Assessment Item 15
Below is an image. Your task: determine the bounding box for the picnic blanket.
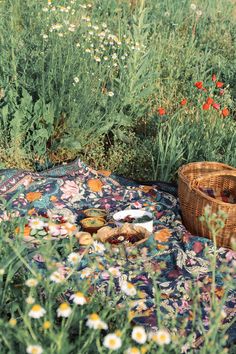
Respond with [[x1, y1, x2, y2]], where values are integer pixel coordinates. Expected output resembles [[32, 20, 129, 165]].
[[0, 158, 235, 348]]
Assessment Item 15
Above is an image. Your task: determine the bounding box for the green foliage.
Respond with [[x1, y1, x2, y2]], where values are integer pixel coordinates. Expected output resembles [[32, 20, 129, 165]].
[[0, 0, 235, 178]]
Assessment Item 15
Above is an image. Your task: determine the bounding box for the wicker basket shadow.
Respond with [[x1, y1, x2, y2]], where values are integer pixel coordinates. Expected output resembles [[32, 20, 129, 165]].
[[178, 162, 236, 248]]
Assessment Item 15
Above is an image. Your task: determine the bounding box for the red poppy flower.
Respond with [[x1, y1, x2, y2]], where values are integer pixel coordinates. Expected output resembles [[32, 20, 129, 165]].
[[158, 107, 166, 115], [219, 89, 224, 96], [195, 81, 203, 89], [212, 74, 217, 82], [202, 103, 210, 110], [212, 103, 220, 110], [180, 99, 187, 106], [216, 81, 224, 88], [206, 97, 214, 105], [222, 108, 229, 117]]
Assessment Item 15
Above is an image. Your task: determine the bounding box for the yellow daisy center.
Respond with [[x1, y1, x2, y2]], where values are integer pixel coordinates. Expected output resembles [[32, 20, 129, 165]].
[[90, 313, 99, 321], [75, 292, 84, 298], [59, 303, 69, 310], [127, 283, 134, 289], [108, 338, 117, 348], [31, 304, 41, 312], [159, 334, 167, 342]]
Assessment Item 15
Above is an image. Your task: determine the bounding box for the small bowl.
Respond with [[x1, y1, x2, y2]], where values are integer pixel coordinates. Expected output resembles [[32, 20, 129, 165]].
[[113, 209, 153, 232], [83, 208, 107, 219], [80, 217, 106, 234]]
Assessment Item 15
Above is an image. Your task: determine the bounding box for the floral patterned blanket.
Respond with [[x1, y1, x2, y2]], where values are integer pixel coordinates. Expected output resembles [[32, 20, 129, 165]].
[[0, 159, 235, 348]]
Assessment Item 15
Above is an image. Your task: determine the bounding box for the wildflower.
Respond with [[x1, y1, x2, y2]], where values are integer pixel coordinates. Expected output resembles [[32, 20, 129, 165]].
[[206, 97, 214, 105], [9, 318, 17, 326], [80, 267, 93, 279], [219, 89, 224, 95], [49, 271, 65, 283], [194, 81, 203, 89], [190, 4, 197, 11], [73, 77, 79, 84], [42, 7, 48, 12], [86, 313, 108, 330], [57, 303, 72, 318], [92, 241, 106, 254], [70, 291, 87, 305], [131, 326, 147, 344], [222, 108, 229, 117], [108, 267, 121, 278], [42, 320, 51, 330], [26, 345, 43, 354], [202, 103, 210, 110], [112, 53, 117, 59], [94, 56, 101, 62], [42, 34, 48, 39], [212, 74, 217, 82], [104, 56, 108, 61], [29, 218, 45, 230], [0, 268, 5, 275], [67, 252, 80, 265], [216, 81, 224, 88], [107, 91, 114, 97], [213, 103, 220, 110], [180, 99, 187, 106], [25, 278, 38, 287], [125, 347, 141, 354], [26, 296, 35, 305], [151, 329, 171, 345], [158, 107, 166, 115], [121, 281, 137, 296], [103, 333, 122, 350], [196, 10, 202, 16], [29, 304, 46, 319]]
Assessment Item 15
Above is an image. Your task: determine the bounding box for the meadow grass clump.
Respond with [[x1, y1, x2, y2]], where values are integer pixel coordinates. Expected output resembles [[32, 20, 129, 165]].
[[0, 0, 236, 180]]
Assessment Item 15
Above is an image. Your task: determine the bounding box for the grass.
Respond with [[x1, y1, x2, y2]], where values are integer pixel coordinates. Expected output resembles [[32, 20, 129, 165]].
[[0, 0, 235, 181]]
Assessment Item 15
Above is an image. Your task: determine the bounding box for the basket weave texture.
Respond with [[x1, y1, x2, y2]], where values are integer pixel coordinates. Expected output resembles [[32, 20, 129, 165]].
[[178, 162, 236, 248]]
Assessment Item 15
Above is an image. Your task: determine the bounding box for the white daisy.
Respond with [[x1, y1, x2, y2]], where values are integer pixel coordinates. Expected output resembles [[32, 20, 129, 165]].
[[70, 291, 87, 305], [26, 296, 35, 305], [80, 267, 93, 279], [57, 303, 72, 318], [29, 304, 46, 319], [25, 278, 38, 287], [103, 333, 122, 350], [120, 281, 137, 296], [108, 267, 121, 278], [92, 241, 106, 254], [49, 271, 65, 283], [131, 326, 147, 344], [73, 77, 79, 83], [190, 3, 197, 11], [107, 91, 114, 97], [86, 313, 108, 330], [67, 252, 81, 265], [151, 329, 171, 345], [29, 219, 45, 230], [26, 345, 43, 354], [0, 268, 5, 275]]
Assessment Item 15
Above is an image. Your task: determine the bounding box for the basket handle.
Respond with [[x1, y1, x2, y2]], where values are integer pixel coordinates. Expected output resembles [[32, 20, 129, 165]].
[[190, 169, 236, 189]]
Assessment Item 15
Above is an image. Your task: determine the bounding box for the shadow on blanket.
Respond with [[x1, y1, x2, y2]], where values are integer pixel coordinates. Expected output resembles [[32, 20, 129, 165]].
[[0, 158, 235, 348]]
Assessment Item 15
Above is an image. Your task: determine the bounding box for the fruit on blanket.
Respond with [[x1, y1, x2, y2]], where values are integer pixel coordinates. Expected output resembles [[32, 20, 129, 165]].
[[80, 217, 106, 234], [83, 208, 107, 218], [75, 231, 93, 245], [97, 226, 114, 242]]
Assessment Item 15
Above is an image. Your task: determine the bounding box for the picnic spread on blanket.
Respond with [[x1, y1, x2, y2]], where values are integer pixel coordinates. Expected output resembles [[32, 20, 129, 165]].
[[0, 158, 235, 347]]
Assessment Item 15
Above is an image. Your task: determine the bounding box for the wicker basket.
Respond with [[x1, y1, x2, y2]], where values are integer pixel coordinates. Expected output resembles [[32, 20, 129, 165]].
[[178, 162, 236, 248]]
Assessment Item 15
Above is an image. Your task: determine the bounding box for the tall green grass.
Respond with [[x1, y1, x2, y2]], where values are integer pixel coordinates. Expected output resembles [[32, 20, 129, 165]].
[[0, 0, 235, 180]]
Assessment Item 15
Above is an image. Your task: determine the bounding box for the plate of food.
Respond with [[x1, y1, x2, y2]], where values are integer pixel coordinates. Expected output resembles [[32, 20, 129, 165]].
[[112, 209, 153, 232]]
